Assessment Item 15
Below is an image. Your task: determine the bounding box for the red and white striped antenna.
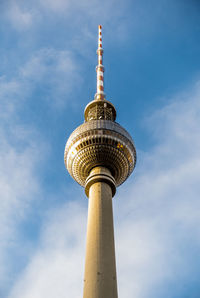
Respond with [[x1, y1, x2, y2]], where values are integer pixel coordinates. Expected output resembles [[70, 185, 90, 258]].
[[95, 25, 105, 100]]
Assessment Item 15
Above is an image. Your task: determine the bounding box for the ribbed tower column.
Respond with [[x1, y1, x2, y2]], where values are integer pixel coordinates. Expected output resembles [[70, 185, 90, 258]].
[[83, 167, 118, 298]]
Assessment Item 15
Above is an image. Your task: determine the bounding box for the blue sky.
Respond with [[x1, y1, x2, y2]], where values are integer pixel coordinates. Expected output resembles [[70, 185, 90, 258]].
[[1, 0, 200, 297]]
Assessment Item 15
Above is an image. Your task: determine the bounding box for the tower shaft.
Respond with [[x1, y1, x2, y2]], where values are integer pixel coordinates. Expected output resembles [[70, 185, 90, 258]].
[[83, 167, 118, 298]]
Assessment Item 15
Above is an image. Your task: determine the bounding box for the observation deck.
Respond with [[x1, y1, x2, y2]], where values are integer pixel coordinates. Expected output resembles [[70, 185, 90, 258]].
[[64, 118, 136, 188]]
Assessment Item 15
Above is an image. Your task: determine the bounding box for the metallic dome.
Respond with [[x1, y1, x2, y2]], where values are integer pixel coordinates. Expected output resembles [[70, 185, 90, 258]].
[[64, 119, 136, 187]]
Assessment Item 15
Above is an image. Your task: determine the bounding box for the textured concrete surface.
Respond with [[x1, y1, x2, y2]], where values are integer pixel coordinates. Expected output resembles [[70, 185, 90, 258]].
[[83, 167, 118, 298]]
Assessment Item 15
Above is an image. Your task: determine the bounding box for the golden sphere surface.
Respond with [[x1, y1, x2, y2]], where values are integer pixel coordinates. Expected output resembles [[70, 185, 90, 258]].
[[64, 119, 136, 187]]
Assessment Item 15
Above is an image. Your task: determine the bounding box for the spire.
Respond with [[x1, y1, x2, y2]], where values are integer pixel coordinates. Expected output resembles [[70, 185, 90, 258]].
[[95, 25, 105, 100], [84, 26, 117, 122]]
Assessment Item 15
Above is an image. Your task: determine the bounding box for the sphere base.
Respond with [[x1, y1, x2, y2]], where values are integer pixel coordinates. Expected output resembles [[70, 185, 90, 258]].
[[85, 167, 116, 198]]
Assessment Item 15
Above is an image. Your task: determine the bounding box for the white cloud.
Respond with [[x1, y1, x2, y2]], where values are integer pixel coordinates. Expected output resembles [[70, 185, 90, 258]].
[[0, 77, 23, 119], [39, 0, 70, 12], [7, 80, 200, 298], [0, 48, 80, 114], [6, 1, 35, 30], [0, 47, 81, 279], [38, 0, 124, 17], [0, 43, 80, 295], [8, 202, 87, 298], [0, 47, 81, 294], [20, 49, 81, 107], [0, 46, 80, 233], [115, 81, 200, 298], [0, 72, 45, 293], [0, 126, 43, 292], [36, 0, 134, 46]]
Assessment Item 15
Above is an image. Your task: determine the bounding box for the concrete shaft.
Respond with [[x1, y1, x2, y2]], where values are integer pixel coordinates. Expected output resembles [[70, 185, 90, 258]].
[[83, 167, 118, 298]]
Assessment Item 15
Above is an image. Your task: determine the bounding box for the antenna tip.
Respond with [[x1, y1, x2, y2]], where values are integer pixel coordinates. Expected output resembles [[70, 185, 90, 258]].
[[98, 25, 102, 29]]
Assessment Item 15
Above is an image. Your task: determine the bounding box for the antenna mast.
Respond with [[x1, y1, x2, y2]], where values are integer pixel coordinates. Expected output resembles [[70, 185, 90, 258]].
[[95, 25, 105, 100]]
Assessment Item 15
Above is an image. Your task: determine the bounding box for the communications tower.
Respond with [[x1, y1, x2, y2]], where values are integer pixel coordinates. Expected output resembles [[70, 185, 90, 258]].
[[64, 25, 136, 298]]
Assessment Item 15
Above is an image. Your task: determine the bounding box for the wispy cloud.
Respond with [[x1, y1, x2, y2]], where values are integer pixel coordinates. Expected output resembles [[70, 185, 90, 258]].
[[0, 48, 80, 113], [5, 1, 36, 31], [20, 49, 81, 107], [0, 43, 82, 294], [0, 62, 42, 294], [3, 0, 134, 46], [8, 201, 87, 298], [0, 114, 43, 294], [115, 80, 200, 298]]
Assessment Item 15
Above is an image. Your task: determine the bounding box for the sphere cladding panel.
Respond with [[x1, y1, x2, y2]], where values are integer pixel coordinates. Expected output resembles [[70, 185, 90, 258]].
[[64, 120, 136, 187]]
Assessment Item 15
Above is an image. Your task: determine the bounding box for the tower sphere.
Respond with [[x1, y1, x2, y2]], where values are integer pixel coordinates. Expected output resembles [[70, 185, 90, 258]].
[[64, 117, 136, 189]]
